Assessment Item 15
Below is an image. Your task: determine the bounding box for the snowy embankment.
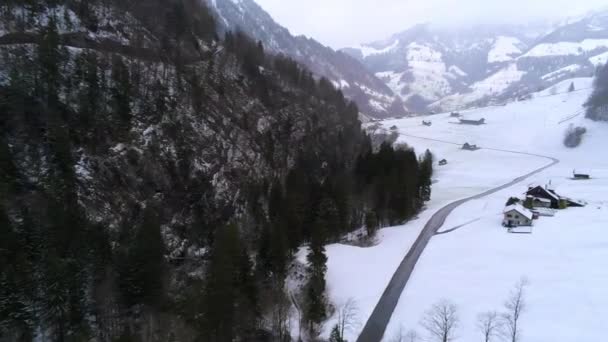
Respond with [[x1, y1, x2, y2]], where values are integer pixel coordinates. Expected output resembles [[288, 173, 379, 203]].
[[319, 77, 607, 341]]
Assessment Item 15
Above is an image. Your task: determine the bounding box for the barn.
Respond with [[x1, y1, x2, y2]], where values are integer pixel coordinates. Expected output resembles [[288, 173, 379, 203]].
[[525, 185, 561, 209], [526, 196, 552, 208]]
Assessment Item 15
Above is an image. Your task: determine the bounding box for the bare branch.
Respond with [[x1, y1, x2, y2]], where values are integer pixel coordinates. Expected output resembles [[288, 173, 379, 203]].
[[337, 297, 360, 338], [501, 278, 529, 342], [421, 299, 459, 342], [477, 311, 501, 342]]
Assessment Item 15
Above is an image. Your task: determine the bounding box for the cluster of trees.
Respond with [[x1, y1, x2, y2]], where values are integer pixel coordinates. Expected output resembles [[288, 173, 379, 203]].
[[586, 62, 608, 121], [356, 144, 433, 229], [0, 0, 434, 341], [563, 125, 587, 148], [389, 279, 529, 342]]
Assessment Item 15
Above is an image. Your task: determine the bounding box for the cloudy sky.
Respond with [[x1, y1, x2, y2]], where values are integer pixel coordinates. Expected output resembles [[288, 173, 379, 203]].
[[254, 0, 607, 48]]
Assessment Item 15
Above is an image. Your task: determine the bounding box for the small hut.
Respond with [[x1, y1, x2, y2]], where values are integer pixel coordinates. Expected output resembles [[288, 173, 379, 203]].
[[462, 143, 480, 151], [572, 170, 590, 180], [460, 118, 486, 125]]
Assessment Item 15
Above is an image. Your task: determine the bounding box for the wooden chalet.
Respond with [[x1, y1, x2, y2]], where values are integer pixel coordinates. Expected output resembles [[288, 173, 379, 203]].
[[526, 196, 552, 208], [525, 185, 561, 209], [503, 204, 534, 228]]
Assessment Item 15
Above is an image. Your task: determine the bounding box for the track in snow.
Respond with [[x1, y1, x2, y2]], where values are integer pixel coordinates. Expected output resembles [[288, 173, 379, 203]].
[[356, 134, 559, 342]]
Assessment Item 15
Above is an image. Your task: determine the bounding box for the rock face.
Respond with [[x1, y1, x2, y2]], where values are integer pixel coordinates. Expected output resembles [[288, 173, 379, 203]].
[[207, 0, 408, 118], [344, 11, 608, 113]]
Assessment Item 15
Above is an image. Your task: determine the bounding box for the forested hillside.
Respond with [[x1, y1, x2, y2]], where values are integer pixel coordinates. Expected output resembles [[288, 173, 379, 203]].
[[586, 63, 608, 121], [0, 1, 431, 341]]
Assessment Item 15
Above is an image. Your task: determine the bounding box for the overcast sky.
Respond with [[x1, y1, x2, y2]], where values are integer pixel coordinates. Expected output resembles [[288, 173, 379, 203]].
[[254, 0, 608, 48]]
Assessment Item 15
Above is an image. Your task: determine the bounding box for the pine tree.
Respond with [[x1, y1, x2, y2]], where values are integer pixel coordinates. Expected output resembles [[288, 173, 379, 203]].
[[118, 206, 165, 308], [0, 138, 17, 195], [0, 205, 31, 337], [202, 223, 258, 341], [419, 149, 434, 202], [77, 52, 102, 145], [568, 82, 575, 92], [110, 55, 132, 134], [305, 215, 328, 332], [36, 15, 62, 108], [365, 211, 379, 238]]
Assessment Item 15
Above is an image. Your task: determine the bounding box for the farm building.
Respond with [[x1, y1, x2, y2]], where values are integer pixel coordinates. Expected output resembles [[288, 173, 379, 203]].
[[526, 196, 552, 208], [450, 112, 461, 117], [525, 184, 586, 209], [525, 185, 561, 209], [561, 197, 586, 207], [573, 170, 590, 180], [460, 118, 485, 125], [503, 204, 534, 228]]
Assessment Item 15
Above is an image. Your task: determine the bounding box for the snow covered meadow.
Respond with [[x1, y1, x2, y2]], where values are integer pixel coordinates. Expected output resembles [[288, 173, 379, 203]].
[[321, 77, 608, 341]]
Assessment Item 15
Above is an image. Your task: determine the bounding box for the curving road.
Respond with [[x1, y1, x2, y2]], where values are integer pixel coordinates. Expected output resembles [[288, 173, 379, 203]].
[[356, 137, 559, 342]]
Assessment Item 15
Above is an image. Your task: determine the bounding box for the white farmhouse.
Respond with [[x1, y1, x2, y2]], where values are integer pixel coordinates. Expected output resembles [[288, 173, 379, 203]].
[[503, 204, 534, 228]]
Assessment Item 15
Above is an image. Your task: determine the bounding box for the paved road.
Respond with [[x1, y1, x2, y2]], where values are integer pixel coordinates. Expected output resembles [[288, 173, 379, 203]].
[[356, 139, 559, 342]]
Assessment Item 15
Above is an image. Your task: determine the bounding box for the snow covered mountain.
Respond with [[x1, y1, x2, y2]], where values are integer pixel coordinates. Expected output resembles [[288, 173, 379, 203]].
[[344, 11, 608, 113], [207, 0, 407, 118]]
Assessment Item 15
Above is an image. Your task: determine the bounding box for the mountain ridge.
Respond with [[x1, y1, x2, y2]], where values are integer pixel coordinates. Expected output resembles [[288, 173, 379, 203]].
[[343, 12, 608, 113], [207, 0, 408, 118]]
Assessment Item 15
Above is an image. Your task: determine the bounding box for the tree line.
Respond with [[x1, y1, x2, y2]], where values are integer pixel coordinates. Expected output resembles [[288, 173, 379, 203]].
[[585, 62, 608, 121]]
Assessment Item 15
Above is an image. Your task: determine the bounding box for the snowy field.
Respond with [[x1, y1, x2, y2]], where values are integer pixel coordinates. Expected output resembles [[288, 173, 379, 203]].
[[321, 77, 608, 341]]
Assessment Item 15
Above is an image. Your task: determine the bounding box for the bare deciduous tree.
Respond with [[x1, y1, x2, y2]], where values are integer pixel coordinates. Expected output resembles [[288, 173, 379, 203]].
[[336, 297, 360, 339], [421, 300, 459, 342], [477, 311, 501, 342], [390, 326, 419, 342], [405, 329, 419, 342], [501, 278, 529, 342]]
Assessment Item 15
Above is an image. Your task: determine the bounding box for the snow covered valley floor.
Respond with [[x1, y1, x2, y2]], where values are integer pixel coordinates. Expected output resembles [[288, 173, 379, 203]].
[[320, 78, 608, 341]]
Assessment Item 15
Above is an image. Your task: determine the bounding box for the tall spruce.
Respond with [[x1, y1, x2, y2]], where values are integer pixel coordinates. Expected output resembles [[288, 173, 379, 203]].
[[305, 208, 329, 332], [202, 224, 257, 341], [118, 206, 165, 308]]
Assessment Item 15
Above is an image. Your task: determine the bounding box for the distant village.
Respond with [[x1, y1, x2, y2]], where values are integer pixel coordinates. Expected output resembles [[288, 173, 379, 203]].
[[502, 175, 589, 233]]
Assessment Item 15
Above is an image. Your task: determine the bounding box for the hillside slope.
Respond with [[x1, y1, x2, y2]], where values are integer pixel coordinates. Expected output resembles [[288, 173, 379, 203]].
[[208, 0, 408, 118]]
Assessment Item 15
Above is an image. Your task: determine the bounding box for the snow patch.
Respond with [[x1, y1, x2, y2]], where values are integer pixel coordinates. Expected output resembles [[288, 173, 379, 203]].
[[589, 51, 608, 67], [488, 36, 524, 63], [357, 39, 400, 58], [523, 39, 608, 57], [541, 64, 582, 81]]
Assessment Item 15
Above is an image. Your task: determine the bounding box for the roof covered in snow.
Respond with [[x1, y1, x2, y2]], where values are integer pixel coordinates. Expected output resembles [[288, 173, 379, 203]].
[[504, 204, 534, 220], [526, 185, 560, 201]]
